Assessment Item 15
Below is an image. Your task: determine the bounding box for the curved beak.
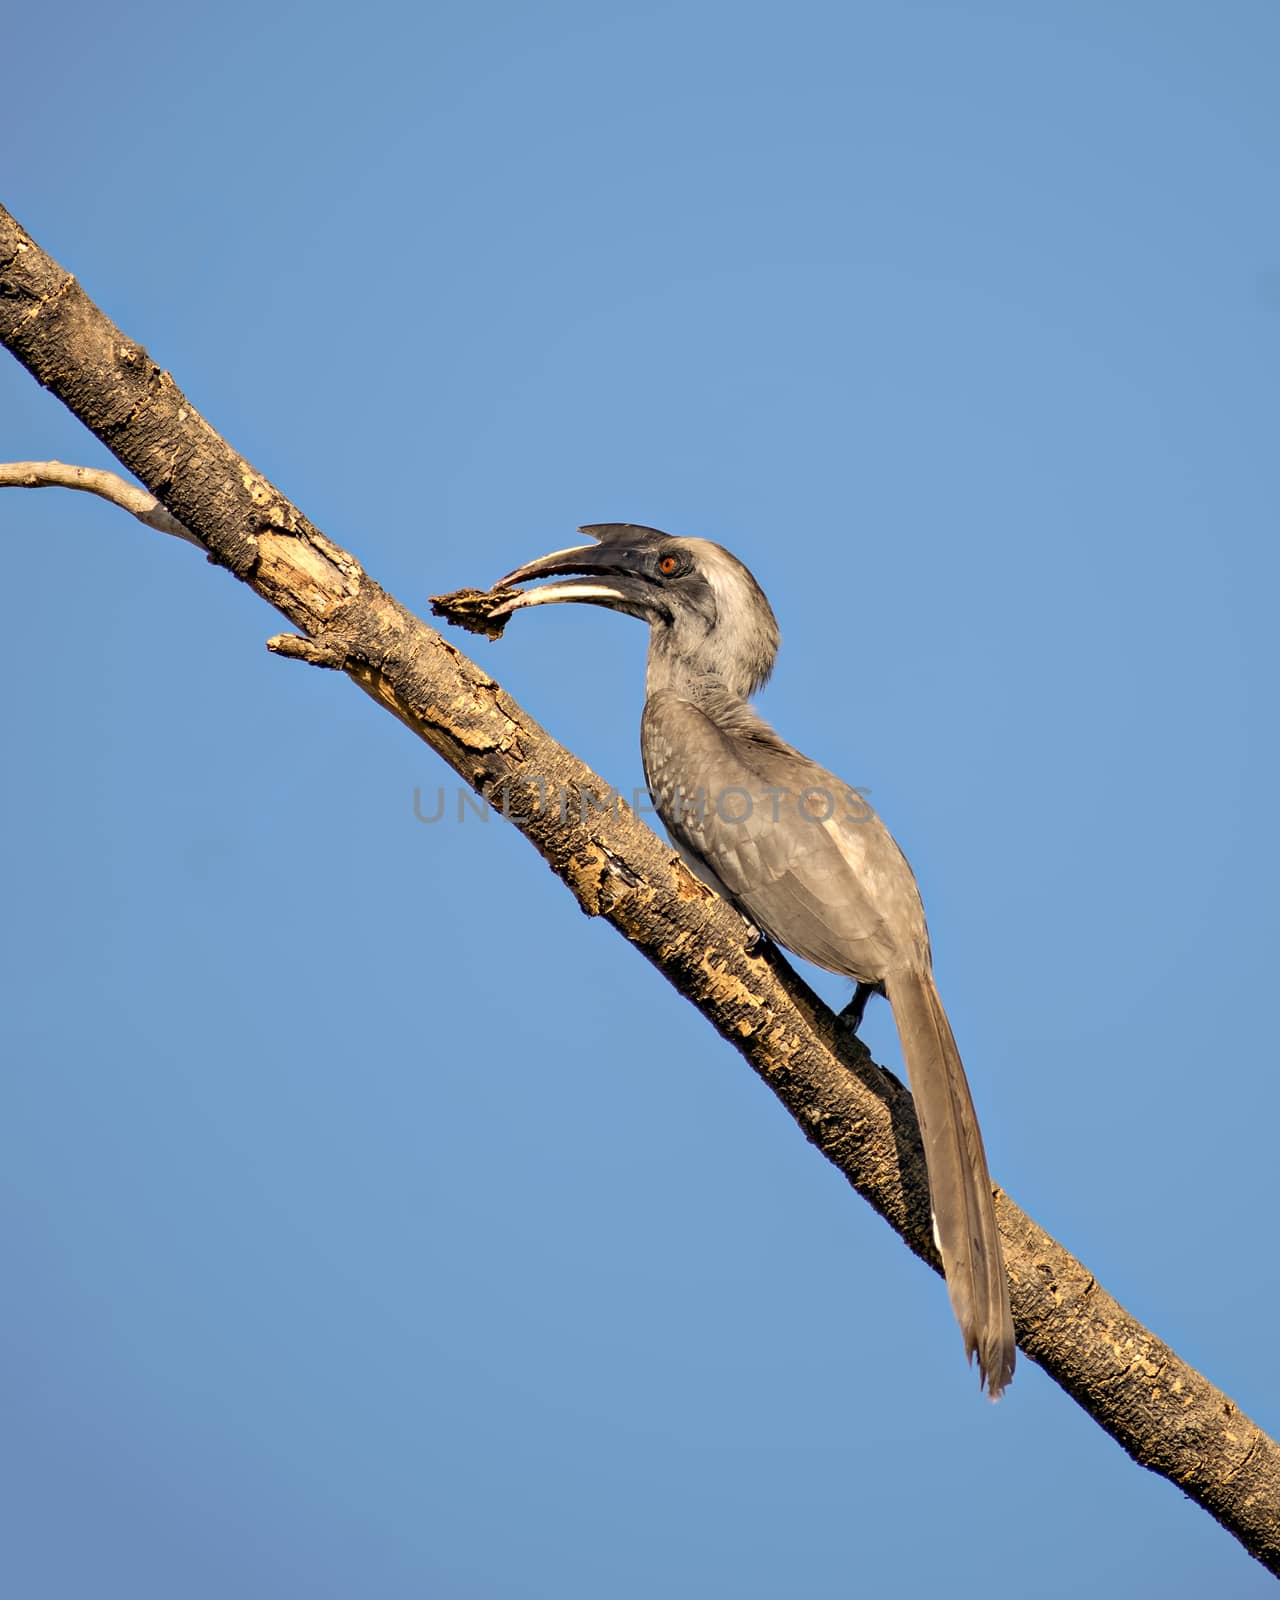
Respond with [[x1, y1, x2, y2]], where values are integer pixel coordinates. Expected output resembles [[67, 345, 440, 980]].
[[491, 533, 653, 620]]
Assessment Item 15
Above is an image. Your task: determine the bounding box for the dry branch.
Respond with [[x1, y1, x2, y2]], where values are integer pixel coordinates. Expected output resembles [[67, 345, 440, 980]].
[[2, 202, 1277, 1577], [0, 458, 201, 545]]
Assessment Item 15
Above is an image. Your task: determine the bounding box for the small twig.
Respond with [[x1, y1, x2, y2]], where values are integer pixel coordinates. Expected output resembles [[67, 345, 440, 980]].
[[266, 632, 350, 669], [0, 460, 204, 549]]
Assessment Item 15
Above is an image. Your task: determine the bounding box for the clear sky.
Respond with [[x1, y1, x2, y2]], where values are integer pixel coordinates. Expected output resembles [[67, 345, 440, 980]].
[[2, 2, 1277, 1595]]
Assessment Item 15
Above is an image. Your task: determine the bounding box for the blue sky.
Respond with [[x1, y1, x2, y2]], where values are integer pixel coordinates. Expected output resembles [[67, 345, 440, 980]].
[[2, 2, 1277, 1595]]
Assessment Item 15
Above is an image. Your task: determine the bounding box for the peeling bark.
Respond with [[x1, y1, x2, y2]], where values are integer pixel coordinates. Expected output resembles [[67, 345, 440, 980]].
[[2, 202, 1277, 1577]]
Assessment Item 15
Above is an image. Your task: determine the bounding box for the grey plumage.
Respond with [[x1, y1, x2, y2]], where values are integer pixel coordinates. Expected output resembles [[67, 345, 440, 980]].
[[494, 524, 1016, 1398]]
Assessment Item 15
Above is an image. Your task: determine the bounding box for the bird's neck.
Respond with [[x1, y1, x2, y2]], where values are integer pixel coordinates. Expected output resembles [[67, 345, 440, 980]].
[[644, 641, 795, 762], [645, 649, 738, 710], [645, 632, 757, 706]]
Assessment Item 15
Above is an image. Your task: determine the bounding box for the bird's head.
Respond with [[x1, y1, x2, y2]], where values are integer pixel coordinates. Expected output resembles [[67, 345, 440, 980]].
[[493, 524, 780, 699]]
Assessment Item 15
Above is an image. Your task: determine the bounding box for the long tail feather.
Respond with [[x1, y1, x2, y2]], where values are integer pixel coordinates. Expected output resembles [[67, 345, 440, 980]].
[[886, 968, 1016, 1397]]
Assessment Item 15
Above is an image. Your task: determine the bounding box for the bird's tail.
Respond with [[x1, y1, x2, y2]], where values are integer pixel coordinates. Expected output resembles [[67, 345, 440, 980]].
[[885, 968, 1016, 1398]]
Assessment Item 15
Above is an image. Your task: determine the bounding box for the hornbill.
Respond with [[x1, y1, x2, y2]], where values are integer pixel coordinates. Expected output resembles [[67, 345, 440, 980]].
[[493, 523, 1016, 1397]]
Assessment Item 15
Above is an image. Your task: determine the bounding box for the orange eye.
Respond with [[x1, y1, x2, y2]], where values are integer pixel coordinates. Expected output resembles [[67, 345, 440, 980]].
[[659, 555, 679, 575]]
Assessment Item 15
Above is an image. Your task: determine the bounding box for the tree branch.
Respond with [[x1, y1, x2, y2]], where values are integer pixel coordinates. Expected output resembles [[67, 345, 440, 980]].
[[0, 459, 203, 546], [2, 201, 1277, 1577]]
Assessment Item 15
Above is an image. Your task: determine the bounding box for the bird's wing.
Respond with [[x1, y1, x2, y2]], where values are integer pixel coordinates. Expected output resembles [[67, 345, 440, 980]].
[[641, 694, 930, 981]]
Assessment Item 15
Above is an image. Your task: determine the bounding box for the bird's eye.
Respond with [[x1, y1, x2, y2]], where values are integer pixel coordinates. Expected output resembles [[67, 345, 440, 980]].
[[659, 555, 679, 576]]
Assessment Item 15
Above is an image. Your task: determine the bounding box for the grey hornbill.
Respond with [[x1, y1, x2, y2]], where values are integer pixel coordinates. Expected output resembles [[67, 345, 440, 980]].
[[493, 524, 1016, 1397]]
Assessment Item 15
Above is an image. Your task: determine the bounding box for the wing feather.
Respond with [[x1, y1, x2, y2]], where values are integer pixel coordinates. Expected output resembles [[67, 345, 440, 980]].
[[641, 692, 930, 980]]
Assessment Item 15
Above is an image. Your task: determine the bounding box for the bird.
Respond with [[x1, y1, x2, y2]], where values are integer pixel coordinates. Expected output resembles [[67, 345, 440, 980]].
[[492, 523, 1016, 1397]]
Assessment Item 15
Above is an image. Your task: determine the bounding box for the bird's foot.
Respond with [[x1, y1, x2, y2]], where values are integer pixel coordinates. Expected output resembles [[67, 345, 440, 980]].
[[838, 981, 885, 1036], [742, 917, 770, 953]]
